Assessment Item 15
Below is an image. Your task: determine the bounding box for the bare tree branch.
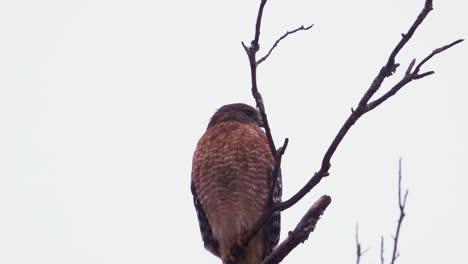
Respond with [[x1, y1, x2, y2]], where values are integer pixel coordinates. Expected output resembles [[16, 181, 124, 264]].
[[380, 236, 385, 264], [355, 223, 370, 264], [355, 224, 363, 264], [248, 0, 462, 237], [233, 1, 297, 256], [414, 39, 464, 73], [357, 160, 408, 264], [366, 38, 464, 112], [260, 195, 332, 264], [390, 159, 409, 264], [235, 0, 462, 261], [242, 0, 278, 160], [257, 24, 314, 65], [236, 0, 300, 253]]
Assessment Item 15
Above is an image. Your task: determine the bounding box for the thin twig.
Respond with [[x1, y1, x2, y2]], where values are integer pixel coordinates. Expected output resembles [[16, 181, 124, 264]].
[[261, 195, 332, 264], [414, 39, 464, 74], [355, 224, 369, 264], [356, 224, 363, 264], [366, 38, 464, 112], [252, 0, 268, 50], [242, 0, 277, 160], [390, 159, 408, 264], [257, 24, 314, 65], [380, 236, 385, 264], [356, 0, 434, 112]]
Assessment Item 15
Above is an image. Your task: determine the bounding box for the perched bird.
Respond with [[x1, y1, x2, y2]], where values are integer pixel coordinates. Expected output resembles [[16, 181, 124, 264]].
[[191, 103, 282, 264]]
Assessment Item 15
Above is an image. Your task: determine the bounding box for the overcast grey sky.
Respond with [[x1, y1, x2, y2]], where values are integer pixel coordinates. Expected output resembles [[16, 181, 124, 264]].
[[0, 0, 467, 263]]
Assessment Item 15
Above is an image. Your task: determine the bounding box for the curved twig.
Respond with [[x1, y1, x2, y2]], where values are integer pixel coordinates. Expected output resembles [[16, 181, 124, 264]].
[[257, 24, 314, 65]]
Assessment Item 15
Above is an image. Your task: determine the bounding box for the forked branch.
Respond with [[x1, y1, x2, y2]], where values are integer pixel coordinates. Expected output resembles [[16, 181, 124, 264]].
[[390, 158, 409, 264], [366, 38, 464, 112], [235, 0, 462, 262], [355, 224, 369, 264], [355, 159, 409, 264]]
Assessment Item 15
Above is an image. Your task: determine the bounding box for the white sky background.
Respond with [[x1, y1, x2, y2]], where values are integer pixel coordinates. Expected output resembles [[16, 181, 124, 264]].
[[0, 0, 467, 263]]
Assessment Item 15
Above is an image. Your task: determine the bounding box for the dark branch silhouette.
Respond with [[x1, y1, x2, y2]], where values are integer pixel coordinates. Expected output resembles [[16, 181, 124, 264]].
[[380, 236, 385, 264], [366, 39, 464, 112], [231, 0, 463, 262], [261, 195, 331, 264], [241, 0, 277, 159], [355, 224, 369, 264], [355, 159, 409, 264], [257, 24, 314, 65], [390, 158, 409, 264]]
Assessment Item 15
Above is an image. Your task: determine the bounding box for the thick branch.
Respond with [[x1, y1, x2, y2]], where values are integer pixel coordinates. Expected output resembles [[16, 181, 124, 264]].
[[261, 195, 332, 264]]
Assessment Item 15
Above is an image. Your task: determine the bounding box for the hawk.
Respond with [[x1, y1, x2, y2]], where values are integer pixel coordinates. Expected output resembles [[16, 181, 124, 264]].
[[191, 103, 282, 264]]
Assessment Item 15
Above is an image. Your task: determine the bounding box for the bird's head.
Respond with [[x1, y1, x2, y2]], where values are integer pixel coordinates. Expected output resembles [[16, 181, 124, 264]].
[[207, 103, 264, 129]]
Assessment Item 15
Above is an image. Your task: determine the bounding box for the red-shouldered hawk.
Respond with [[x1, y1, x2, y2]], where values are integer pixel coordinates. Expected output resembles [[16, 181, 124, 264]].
[[191, 103, 282, 264]]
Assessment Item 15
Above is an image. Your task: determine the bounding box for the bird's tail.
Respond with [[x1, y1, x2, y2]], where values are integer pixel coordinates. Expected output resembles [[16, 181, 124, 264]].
[[222, 231, 265, 264]]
